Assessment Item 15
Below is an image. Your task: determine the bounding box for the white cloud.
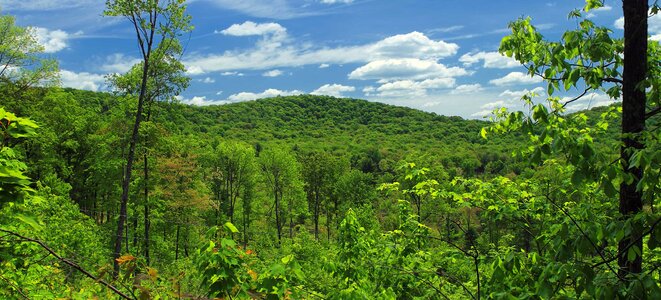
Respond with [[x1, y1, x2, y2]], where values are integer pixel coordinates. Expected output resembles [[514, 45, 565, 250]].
[[471, 87, 545, 117], [184, 31, 459, 75], [218, 21, 288, 50], [489, 71, 542, 86], [319, 64, 330, 68], [32, 27, 70, 53], [101, 53, 142, 74], [186, 66, 205, 75], [564, 92, 619, 112], [451, 84, 483, 95], [615, 11, 661, 36], [372, 77, 456, 98], [429, 25, 464, 34], [220, 71, 244, 76], [262, 69, 284, 77], [60, 70, 106, 91], [348, 58, 467, 81], [219, 21, 287, 37], [311, 84, 355, 97], [227, 88, 303, 102], [177, 95, 230, 106], [199, 77, 216, 83], [459, 51, 520, 69], [320, 0, 353, 4], [499, 87, 545, 99]]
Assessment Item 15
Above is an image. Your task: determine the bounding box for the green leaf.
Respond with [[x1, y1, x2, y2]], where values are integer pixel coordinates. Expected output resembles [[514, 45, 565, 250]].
[[15, 214, 41, 230], [224, 222, 239, 233]]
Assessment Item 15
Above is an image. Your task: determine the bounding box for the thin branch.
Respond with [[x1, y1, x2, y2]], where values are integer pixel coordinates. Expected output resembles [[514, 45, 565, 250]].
[[0, 273, 30, 299], [646, 106, 661, 119], [592, 217, 661, 269], [0, 229, 133, 300], [561, 88, 592, 109], [542, 194, 625, 281]]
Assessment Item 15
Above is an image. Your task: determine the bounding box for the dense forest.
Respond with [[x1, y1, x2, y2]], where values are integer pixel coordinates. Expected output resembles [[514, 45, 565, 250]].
[[1, 0, 660, 299]]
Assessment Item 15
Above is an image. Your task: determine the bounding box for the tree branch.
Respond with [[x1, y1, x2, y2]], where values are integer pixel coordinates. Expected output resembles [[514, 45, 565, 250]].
[[0, 229, 133, 300]]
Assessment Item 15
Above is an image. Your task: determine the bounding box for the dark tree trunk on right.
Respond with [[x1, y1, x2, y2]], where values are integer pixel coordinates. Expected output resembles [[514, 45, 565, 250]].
[[619, 0, 647, 277]]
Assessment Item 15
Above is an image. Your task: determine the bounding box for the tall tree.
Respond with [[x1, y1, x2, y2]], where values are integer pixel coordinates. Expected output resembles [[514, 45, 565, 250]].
[[259, 147, 302, 245], [108, 39, 189, 266], [104, 0, 191, 275], [301, 151, 336, 240], [206, 141, 258, 224], [618, 0, 647, 276], [494, 0, 660, 286]]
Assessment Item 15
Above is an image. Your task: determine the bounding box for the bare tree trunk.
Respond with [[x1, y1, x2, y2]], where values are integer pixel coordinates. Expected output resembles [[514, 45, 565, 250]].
[[175, 224, 180, 260], [113, 6, 157, 276], [618, 0, 647, 277], [143, 153, 150, 266]]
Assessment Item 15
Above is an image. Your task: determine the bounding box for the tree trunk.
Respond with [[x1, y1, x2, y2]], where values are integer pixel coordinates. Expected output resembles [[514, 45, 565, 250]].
[[314, 192, 320, 240], [275, 188, 282, 245], [618, 0, 647, 277], [113, 9, 156, 276], [143, 153, 150, 266], [175, 224, 180, 260]]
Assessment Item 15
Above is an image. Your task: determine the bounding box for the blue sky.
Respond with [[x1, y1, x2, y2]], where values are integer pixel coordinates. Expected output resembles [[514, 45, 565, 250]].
[[3, 0, 655, 118]]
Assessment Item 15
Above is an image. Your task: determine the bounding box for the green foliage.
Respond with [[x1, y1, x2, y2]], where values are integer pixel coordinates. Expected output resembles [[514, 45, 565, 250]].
[[0, 108, 37, 205]]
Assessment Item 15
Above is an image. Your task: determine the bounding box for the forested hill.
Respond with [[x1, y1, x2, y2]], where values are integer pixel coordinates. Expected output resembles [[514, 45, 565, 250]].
[[33, 88, 522, 176]]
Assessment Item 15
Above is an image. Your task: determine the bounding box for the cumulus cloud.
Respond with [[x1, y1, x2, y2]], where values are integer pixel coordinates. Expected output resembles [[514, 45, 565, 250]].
[[199, 77, 216, 83], [177, 95, 230, 106], [319, 64, 330, 68], [311, 84, 355, 97], [451, 84, 483, 94], [371, 77, 456, 98], [615, 11, 661, 37], [348, 58, 467, 81], [564, 92, 619, 112], [218, 21, 288, 50], [219, 21, 287, 37], [459, 51, 520, 69], [184, 31, 459, 75], [227, 88, 303, 102], [60, 70, 106, 91], [499, 87, 545, 99], [471, 87, 545, 117], [32, 27, 70, 53], [221, 71, 244, 76], [489, 71, 542, 86], [101, 53, 142, 74], [262, 69, 284, 77]]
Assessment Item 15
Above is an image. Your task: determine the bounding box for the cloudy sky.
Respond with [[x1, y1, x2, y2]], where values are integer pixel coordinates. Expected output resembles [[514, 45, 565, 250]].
[[2, 0, 654, 118]]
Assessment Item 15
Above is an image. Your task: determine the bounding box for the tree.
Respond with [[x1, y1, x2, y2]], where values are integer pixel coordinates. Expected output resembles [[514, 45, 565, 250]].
[[489, 0, 660, 293], [301, 151, 337, 240], [104, 0, 192, 275], [259, 147, 303, 244], [108, 39, 189, 266], [0, 13, 58, 96], [206, 141, 258, 225]]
